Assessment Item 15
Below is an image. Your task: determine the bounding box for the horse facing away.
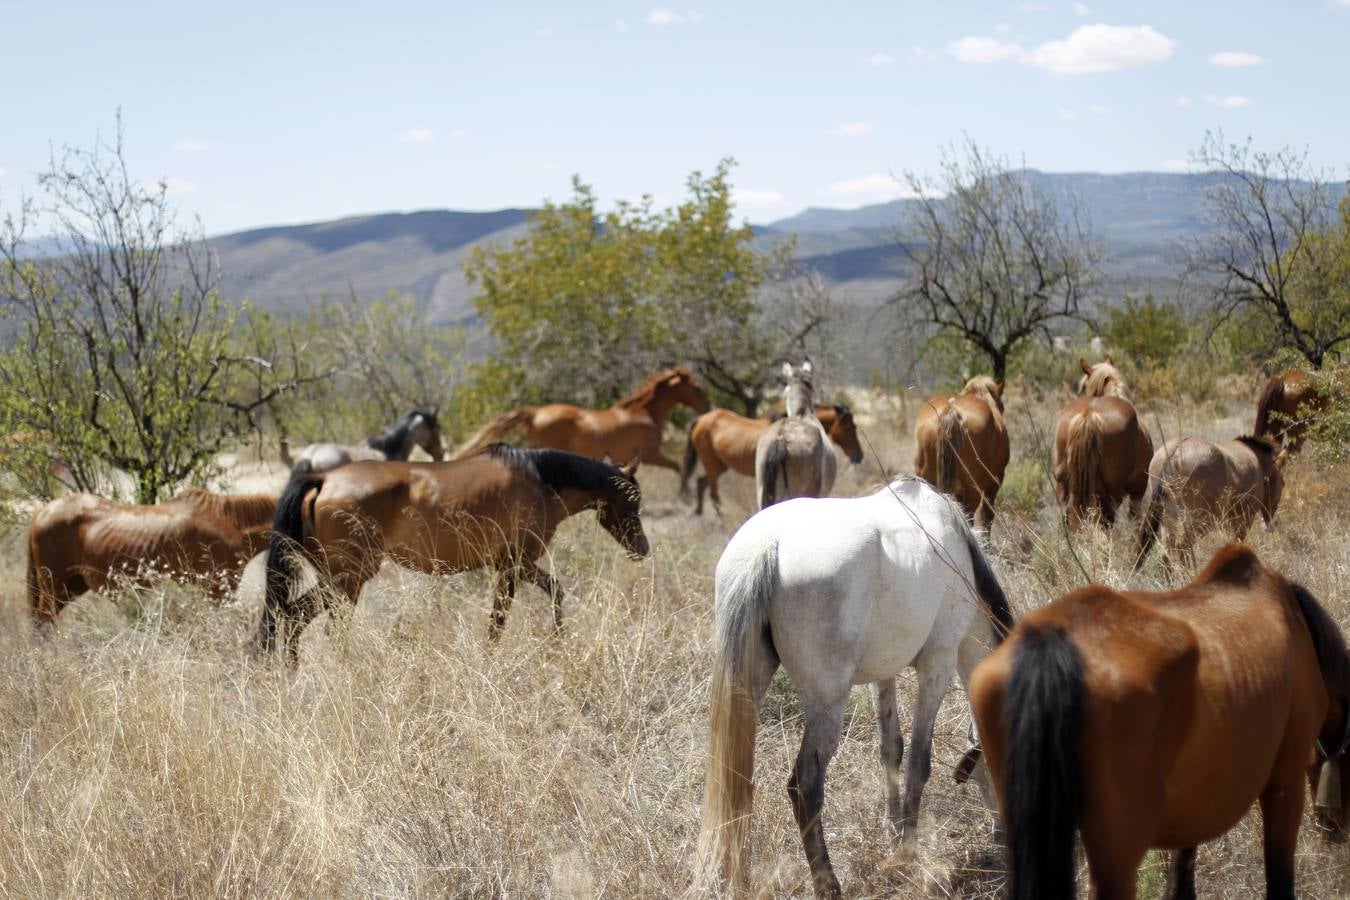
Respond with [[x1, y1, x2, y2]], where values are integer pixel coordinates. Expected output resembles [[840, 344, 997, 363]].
[[453, 366, 711, 471], [1053, 358, 1153, 528], [754, 361, 837, 509], [253, 445, 650, 660], [679, 403, 863, 516], [290, 409, 445, 473], [1136, 435, 1288, 574], [1254, 369, 1328, 452], [695, 477, 1015, 898], [914, 375, 1010, 529], [27, 488, 277, 623], [970, 544, 1350, 900]]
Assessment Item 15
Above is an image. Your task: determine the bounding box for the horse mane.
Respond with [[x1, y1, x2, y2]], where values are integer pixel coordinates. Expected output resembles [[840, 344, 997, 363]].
[[1290, 582, 1350, 701], [1234, 434, 1279, 456], [832, 403, 852, 419], [1253, 376, 1285, 438], [172, 488, 277, 530], [1082, 364, 1129, 400], [614, 367, 691, 410], [962, 375, 1003, 410], [487, 443, 634, 499], [367, 409, 440, 455]]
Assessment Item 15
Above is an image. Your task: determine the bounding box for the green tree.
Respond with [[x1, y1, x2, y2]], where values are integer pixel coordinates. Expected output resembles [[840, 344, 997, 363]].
[[1101, 295, 1188, 367]]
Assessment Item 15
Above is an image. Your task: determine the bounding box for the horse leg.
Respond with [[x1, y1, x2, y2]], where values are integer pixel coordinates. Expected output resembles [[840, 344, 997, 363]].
[[693, 473, 708, 516], [897, 651, 956, 848], [956, 631, 1002, 827], [872, 678, 904, 833], [788, 699, 846, 899], [1162, 847, 1197, 900], [521, 560, 566, 632], [1258, 769, 1305, 900], [489, 566, 517, 641]]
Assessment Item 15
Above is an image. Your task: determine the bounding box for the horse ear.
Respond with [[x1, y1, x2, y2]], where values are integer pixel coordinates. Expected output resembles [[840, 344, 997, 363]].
[[781, 362, 793, 380], [1275, 448, 1290, 470], [621, 454, 641, 476], [996, 380, 1005, 395], [801, 359, 813, 374], [1080, 357, 1093, 376], [1105, 353, 1114, 365]]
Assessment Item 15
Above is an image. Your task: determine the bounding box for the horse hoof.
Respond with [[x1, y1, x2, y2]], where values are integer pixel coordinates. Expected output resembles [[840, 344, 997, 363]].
[[813, 874, 842, 900]]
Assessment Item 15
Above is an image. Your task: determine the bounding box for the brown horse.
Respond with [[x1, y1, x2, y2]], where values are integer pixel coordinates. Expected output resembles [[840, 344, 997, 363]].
[[679, 406, 863, 516], [27, 488, 277, 623], [1254, 369, 1328, 452], [253, 444, 650, 659], [1136, 435, 1288, 573], [1052, 359, 1153, 528], [453, 366, 711, 471], [970, 544, 1350, 900], [914, 375, 1010, 529]]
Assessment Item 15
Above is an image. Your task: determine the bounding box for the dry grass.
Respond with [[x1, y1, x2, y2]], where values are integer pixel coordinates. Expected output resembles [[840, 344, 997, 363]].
[[0, 381, 1347, 898]]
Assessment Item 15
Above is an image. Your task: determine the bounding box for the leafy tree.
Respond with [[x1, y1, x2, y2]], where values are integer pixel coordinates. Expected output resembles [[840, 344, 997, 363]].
[[891, 140, 1101, 381], [463, 160, 834, 415], [1101, 294, 1188, 367], [1186, 132, 1350, 368]]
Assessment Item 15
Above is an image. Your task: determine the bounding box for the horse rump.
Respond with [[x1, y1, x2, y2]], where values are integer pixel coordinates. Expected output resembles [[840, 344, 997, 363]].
[[1063, 409, 1104, 520], [453, 407, 536, 459]]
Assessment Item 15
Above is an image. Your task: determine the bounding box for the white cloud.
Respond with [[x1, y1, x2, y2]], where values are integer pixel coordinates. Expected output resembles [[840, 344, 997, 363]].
[[647, 8, 700, 25], [1057, 107, 1077, 120], [173, 138, 208, 153], [1210, 51, 1263, 67], [449, 129, 466, 140], [949, 36, 1024, 64], [826, 173, 923, 203], [732, 188, 790, 215], [1021, 24, 1175, 74], [164, 178, 195, 195], [1072, 3, 1090, 15], [1204, 94, 1251, 108], [863, 51, 896, 66], [399, 128, 435, 143], [1332, 1, 1350, 7], [1087, 103, 1110, 114], [909, 46, 940, 63], [614, 18, 629, 31], [1174, 95, 1193, 107], [831, 121, 874, 138], [0, 166, 7, 178], [1160, 159, 1188, 172]]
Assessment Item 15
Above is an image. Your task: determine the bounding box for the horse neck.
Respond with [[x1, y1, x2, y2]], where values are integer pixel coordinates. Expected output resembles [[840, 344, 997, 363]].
[[784, 382, 814, 417], [367, 423, 408, 458], [627, 383, 682, 423], [218, 495, 277, 530]]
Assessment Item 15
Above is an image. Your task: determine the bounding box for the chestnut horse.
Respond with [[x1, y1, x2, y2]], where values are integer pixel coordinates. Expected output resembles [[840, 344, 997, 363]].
[[970, 544, 1350, 900], [914, 375, 1009, 529], [1254, 369, 1327, 452], [252, 444, 650, 660], [1052, 359, 1153, 528], [679, 406, 863, 516], [453, 366, 711, 471], [755, 361, 835, 509], [1135, 435, 1288, 574], [27, 488, 277, 623]]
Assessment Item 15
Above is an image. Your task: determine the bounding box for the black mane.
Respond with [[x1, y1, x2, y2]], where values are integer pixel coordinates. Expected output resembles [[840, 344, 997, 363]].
[[1234, 434, 1278, 456], [833, 403, 852, 419], [487, 443, 624, 495], [366, 409, 439, 458]]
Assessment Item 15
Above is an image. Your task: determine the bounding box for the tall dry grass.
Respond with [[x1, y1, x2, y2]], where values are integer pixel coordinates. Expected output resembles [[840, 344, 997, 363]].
[[0, 379, 1346, 898]]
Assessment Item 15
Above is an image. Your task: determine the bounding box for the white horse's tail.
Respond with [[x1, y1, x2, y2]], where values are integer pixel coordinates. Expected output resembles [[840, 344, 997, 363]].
[[694, 541, 779, 894]]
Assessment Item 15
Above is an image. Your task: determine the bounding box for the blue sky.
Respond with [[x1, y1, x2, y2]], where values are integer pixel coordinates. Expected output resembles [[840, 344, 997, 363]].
[[2, 1, 1347, 234]]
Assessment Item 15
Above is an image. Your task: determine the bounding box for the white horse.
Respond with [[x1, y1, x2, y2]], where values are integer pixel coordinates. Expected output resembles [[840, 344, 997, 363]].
[[695, 477, 1014, 898], [755, 360, 837, 509], [288, 409, 444, 473]]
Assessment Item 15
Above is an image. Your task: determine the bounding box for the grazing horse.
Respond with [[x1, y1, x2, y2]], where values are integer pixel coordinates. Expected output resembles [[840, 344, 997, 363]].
[[1136, 435, 1288, 573], [1254, 369, 1327, 452], [453, 366, 711, 471], [695, 478, 1015, 898], [1052, 358, 1153, 528], [252, 445, 650, 660], [679, 404, 863, 516], [755, 361, 836, 509], [913, 375, 1010, 529], [27, 488, 277, 623], [290, 408, 445, 473], [970, 544, 1350, 900]]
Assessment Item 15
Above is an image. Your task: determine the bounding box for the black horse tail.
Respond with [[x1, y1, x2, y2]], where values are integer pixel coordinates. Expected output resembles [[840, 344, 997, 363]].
[[252, 462, 324, 659], [1004, 624, 1085, 900], [759, 437, 789, 509], [679, 415, 702, 501], [1254, 375, 1285, 440]]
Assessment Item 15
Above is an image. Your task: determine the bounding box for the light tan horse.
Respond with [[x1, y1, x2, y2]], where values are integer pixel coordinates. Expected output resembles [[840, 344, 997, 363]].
[[453, 366, 711, 470], [1254, 369, 1328, 452], [27, 488, 277, 623], [971, 544, 1350, 899], [914, 375, 1009, 529], [1052, 358, 1153, 528], [253, 445, 649, 659], [679, 404, 863, 516], [1135, 435, 1288, 573], [755, 362, 836, 509]]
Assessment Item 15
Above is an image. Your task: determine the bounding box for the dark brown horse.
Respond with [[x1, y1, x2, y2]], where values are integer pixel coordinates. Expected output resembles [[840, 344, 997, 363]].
[[27, 488, 277, 623], [1052, 359, 1153, 528], [253, 444, 650, 659], [914, 375, 1010, 529], [1254, 369, 1328, 452], [679, 405, 863, 516], [970, 544, 1350, 900], [453, 367, 711, 471]]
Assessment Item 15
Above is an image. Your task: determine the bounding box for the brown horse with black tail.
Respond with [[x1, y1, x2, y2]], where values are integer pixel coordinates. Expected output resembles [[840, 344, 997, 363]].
[[453, 366, 710, 471], [252, 444, 649, 661], [27, 488, 277, 623], [914, 375, 1009, 529], [1254, 369, 1327, 452], [971, 544, 1350, 900]]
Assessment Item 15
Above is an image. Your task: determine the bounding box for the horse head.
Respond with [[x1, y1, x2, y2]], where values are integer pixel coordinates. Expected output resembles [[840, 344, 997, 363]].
[[1078, 356, 1129, 400], [827, 404, 865, 465], [405, 409, 445, 461], [781, 360, 816, 417], [663, 366, 712, 413], [597, 455, 650, 559], [963, 375, 1006, 413]]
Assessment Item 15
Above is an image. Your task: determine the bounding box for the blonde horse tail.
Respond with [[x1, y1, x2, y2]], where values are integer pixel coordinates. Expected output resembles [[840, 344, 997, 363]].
[[934, 401, 965, 498], [1253, 376, 1285, 441], [694, 541, 778, 894], [1064, 410, 1104, 521], [453, 407, 537, 459], [759, 437, 789, 509]]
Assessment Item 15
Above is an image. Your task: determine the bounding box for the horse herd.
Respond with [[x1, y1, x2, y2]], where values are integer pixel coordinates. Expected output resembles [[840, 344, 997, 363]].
[[17, 362, 1347, 898]]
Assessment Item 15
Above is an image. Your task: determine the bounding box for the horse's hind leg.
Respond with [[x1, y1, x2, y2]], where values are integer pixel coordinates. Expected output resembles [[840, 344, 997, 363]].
[[897, 651, 957, 848], [489, 567, 516, 641], [1258, 768, 1305, 900], [872, 678, 904, 832], [789, 697, 847, 899], [1162, 847, 1197, 900]]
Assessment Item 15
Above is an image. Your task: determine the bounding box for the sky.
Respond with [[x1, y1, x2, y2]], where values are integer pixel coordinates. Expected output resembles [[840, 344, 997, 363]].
[[2, 0, 1348, 235]]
